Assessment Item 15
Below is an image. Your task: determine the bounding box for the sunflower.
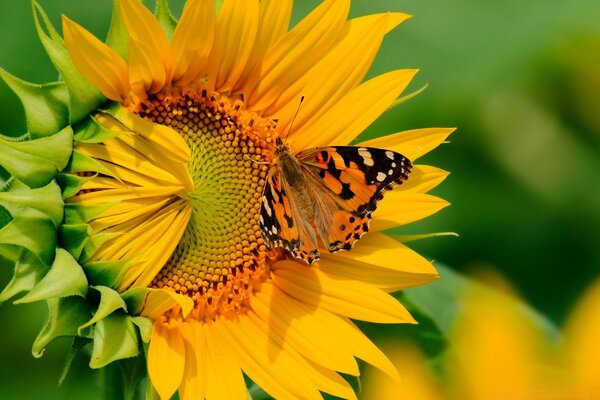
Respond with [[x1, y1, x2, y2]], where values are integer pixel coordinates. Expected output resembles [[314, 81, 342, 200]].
[[0, 0, 452, 399]]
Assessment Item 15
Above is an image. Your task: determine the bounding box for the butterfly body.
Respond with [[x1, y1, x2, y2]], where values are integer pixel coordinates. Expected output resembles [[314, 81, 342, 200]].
[[260, 137, 412, 264]]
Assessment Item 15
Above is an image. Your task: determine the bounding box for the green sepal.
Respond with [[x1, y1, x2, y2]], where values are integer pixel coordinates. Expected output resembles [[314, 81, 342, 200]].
[[90, 313, 140, 368], [66, 150, 114, 177], [0, 178, 64, 227], [32, 1, 106, 124], [73, 114, 122, 143], [81, 232, 120, 262], [0, 209, 56, 266], [131, 316, 153, 343], [32, 296, 93, 358], [0, 204, 11, 231], [57, 173, 96, 200], [78, 285, 128, 334], [64, 202, 114, 225], [106, 0, 129, 60], [0, 127, 73, 188], [155, 0, 177, 40], [0, 69, 69, 137], [59, 223, 90, 261], [391, 232, 459, 244], [15, 248, 88, 304], [121, 287, 149, 315], [387, 83, 429, 110], [59, 336, 91, 385], [83, 259, 130, 288], [0, 251, 49, 303]]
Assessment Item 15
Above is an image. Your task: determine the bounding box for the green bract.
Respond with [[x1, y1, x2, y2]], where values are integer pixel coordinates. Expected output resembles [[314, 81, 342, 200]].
[[0, 1, 183, 390]]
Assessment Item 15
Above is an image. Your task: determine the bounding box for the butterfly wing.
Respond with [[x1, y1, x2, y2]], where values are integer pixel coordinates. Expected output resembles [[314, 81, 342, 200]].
[[298, 146, 412, 252], [260, 169, 320, 264]]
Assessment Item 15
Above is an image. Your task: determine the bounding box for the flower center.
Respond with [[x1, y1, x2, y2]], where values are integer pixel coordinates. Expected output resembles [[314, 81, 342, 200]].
[[137, 89, 278, 320]]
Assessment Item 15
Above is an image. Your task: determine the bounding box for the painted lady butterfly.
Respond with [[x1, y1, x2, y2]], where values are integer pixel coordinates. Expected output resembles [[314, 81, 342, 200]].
[[260, 136, 412, 264]]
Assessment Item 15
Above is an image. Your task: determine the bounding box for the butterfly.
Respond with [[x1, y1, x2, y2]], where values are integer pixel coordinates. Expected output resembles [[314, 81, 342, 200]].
[[260, 136, 412, 264]]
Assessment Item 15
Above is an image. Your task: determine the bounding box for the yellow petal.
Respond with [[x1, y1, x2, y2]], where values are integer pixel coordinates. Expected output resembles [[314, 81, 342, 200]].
[[171, 0, 216, 86], [215, 314, 321, 400], [251, 283, 360, 375], [107, 107, 193, 165], [140, 288, 194, 320], [244, 0, 350, 111], [285, 296, 400, 380], [266, 13, 410, 132], [120, 203, 192, 289], [370, 192, 450, 231], [319, 253, 438, 293], [207, 0, 259, 92], [233, 0, 292, 92], [128, 36, 167, 95], [62, 16, 129, 101], [271, 260, 416, 323], [332, 232, 438, 277], [120, 0, 172, 83], [148, 320, 186, 400], [204, 322, 247, 400], [358, 127, 456, 160], [400, 165, 449, 193], [292, 69, 417, 151], [179, 322, 208, 400]]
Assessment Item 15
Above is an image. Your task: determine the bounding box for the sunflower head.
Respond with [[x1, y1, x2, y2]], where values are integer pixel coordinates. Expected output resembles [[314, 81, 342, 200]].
[[0, 0, 453, 398]]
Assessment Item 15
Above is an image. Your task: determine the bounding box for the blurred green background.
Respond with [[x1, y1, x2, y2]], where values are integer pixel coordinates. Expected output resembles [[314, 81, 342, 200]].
[[1, 0, 600, 399]]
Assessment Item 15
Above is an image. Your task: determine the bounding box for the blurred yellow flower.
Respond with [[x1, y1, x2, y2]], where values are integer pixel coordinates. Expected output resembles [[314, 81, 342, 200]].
[[364, 274, 600, 400]]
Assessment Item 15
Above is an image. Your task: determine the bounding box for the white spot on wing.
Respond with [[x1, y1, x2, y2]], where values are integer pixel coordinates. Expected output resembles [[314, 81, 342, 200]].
[[385, 151, 394, 160], [263, 197, 272, 216], [391, 162, 396, 168], [376, 172, 386, 182], [388, 169, 394, 175], [358, 148, 374, 166]]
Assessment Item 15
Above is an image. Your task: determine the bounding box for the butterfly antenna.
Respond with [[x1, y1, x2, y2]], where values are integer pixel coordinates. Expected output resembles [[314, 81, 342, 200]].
[[284, 95, 304, 143]]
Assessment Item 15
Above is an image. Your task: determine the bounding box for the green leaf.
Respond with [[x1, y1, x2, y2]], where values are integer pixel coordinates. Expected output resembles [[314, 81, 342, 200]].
[[0, 251, 49, 303], [0, 127, 73, 188], [32, 1, 106, 124], [33, 296, 93, 358], [0, 209, 56, 266], [106, 0, 129, 60], [59, 337, 91, 385], [0, 178, 64, 227], [73, 115, 122, 143], [16, 248, 88, 303], [90, 313, 140, 368], [83, 259, 130, 288], [0, 69, 69, 137], [155, 0, 177, 40], [59, 223, 90, 261], [78, 285, 128, 334]]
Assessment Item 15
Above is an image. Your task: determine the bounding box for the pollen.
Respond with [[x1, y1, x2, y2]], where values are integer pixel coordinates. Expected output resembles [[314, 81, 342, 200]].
[[137, 88, 278, 321]]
